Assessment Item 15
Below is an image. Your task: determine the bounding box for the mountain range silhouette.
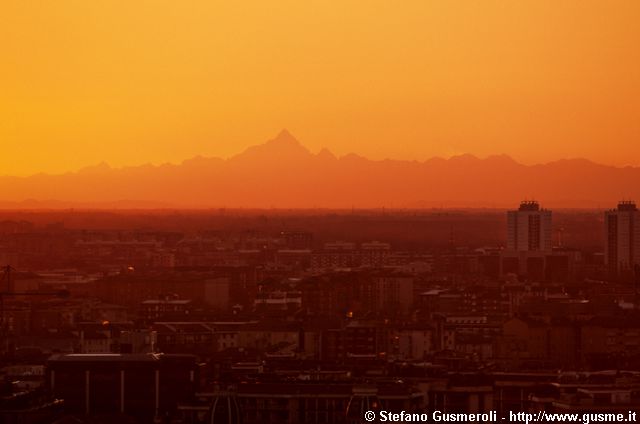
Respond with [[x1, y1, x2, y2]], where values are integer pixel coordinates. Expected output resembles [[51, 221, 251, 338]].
[[1, 130, 638, 209]]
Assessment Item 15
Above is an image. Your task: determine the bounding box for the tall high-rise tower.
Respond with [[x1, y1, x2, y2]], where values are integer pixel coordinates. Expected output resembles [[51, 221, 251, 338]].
[[605, 201, 640, 276], [507, 201, 552, 253]]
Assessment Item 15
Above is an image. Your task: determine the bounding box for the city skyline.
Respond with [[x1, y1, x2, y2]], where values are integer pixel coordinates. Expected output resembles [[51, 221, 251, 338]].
[[3, 2, 640, 421]]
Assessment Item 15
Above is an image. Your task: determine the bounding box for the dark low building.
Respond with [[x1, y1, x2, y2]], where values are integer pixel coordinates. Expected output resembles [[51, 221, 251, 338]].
[[47, 353, 199, 422]]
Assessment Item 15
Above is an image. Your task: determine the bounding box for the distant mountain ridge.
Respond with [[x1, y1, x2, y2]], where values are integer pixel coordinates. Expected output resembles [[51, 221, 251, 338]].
[[1, 130, 638, 209]]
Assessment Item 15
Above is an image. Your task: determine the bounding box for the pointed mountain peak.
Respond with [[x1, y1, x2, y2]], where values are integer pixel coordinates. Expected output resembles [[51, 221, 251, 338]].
[[231, 129, 311, 161], [317, 147, 337, 160], [267, 129, 301, 146], [257, 129, 310, 155]]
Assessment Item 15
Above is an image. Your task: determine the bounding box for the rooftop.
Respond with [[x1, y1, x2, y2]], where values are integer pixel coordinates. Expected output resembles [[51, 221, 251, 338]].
[[518, 200, 541, 212], [617, 200, 637, 211]]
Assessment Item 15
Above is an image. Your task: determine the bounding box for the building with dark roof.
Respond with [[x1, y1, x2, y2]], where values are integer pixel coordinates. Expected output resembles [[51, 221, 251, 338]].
[[47, 353, 199, 422]]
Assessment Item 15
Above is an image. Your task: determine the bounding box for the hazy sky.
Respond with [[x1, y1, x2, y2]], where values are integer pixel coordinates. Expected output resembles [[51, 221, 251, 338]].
[[1, 1, 639, 176]]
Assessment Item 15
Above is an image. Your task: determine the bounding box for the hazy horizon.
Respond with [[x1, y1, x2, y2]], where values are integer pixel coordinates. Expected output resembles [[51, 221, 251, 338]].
[[3, 129, 640, 179], [3, 2, 639, 207], [2, 2, 640, 176], [0, 129, 636, 209]]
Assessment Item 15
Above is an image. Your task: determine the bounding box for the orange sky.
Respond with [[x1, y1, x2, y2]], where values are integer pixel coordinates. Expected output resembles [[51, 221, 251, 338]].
[[1, 1, 639, 176]]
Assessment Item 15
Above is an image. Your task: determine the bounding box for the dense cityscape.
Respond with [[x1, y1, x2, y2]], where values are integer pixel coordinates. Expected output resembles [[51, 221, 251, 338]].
[[4, 0, 639, 422], [0, 200, 638, 423]]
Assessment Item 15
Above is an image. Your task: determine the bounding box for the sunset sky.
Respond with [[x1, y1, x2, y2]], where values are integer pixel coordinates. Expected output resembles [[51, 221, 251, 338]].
[[1, 1, 639, 176]]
